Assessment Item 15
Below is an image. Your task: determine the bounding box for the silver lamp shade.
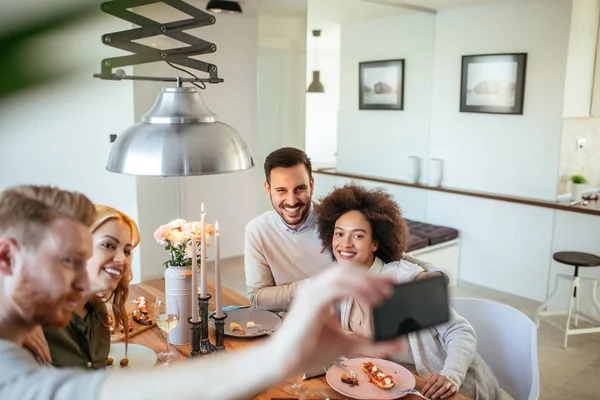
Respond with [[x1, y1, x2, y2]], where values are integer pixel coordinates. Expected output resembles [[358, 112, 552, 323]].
[[106, 87, 254, 176]]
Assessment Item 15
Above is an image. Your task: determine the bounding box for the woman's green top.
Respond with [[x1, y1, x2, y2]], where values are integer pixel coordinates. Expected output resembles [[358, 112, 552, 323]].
[[43, 301, 110, 370]]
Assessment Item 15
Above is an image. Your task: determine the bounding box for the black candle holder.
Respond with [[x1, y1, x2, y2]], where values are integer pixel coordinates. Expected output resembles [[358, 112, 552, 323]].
[[210, 312, 227, 351], [188, 317, 202, 357], [197, 293, 217, 355], [189, 293, 227, 357]]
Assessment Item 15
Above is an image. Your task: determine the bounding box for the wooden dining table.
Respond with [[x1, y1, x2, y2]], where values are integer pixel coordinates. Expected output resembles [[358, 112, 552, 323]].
[[128, 278, 470, 400]]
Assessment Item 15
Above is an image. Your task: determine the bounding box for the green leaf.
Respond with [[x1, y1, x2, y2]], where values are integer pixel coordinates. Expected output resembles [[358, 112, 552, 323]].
[[571, 174, 588, 184]]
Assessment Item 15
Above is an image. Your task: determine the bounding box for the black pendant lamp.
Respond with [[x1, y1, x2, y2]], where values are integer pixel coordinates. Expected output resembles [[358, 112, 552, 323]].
[[307, 30, 324, 93], [206, 0, 243, 14]]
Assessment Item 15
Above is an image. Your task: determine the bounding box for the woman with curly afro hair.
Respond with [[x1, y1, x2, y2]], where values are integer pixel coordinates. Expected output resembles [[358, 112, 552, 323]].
[[316, 183, 501, 400], [316, 183, 410, 265]]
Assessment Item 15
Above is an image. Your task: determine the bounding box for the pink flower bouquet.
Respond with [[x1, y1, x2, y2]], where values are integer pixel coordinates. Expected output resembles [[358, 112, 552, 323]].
[[154, 219, 215, 268]]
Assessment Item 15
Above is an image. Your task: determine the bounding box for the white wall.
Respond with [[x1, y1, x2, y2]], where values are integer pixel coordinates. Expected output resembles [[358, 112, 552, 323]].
[[313, 173, 430, 222], [426, 192, 556, 301], [424, 0, 571, 300], [0, 14, 141, 279], [258, 13, 306, 153], [331, 12, 436, 220], [430, 0, 570, 200], [337, 13, 436, 183], [257, 13, 307, 212], [326, 0, 575, 301]]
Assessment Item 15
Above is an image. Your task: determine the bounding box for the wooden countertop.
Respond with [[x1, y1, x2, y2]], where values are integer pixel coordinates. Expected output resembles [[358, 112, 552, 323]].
[[315, 169, 600, 217]]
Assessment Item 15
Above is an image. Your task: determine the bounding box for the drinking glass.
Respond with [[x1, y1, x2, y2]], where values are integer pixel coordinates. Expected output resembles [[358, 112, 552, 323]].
[[283, 372, 307, 396], [155, 296, 180, 362]]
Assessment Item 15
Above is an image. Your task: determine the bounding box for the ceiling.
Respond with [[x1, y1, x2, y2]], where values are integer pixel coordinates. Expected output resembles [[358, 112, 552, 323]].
[[259, 0, 515, 28], [259, 0, 307, 18]]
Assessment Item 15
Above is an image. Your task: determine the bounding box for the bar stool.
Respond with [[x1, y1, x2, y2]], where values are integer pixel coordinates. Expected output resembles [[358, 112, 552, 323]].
[[534, 251, 600, 348]]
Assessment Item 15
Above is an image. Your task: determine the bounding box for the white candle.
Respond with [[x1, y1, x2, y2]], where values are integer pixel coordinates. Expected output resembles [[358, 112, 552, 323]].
[[200, 203, 207, 297], [191, 236, 199, 322], [215, 221, 222, 318]]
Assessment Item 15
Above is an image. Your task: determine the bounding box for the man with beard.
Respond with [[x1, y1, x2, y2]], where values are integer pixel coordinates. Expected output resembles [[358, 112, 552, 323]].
[[0, 185, 103, 397], [0, 185, 402, 400], [245, 147, 446, 311]]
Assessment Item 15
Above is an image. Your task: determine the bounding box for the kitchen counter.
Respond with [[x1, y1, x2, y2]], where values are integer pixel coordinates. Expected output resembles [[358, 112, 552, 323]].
[[314, 168, 600, 217]]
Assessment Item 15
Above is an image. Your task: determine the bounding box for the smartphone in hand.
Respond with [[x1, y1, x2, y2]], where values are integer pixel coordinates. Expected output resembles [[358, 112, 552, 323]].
[[373, 274, 449, 341]]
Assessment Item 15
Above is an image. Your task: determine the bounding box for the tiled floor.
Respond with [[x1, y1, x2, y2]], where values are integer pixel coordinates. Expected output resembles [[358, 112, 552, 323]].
[[208, 257, 600, 400]]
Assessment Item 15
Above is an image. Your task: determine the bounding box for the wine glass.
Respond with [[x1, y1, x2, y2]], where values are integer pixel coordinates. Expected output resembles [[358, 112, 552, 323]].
[[155, 296, 180, 362], [283, 372, 307, 396]]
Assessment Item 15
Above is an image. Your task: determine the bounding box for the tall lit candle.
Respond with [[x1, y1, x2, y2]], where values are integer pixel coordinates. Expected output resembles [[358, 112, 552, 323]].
[[200, 203, 207, 297], [214, 221, 222, 318], [191, 235, 199, 322]]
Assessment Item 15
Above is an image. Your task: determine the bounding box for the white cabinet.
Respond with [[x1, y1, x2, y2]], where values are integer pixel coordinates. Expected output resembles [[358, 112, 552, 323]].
[[564, 0, 600, 117]]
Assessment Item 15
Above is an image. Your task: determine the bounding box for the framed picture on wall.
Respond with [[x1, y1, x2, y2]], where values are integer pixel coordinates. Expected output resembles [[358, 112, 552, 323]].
[[460, 53, 527, 114], [359, 59, 404, 110]]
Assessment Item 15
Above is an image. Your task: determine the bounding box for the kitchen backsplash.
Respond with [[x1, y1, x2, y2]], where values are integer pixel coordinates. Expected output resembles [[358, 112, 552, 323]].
[[558, 117, 600, 195]]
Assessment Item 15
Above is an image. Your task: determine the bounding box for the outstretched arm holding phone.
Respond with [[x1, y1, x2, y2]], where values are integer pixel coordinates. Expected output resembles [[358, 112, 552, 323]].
[[99, 266, 402, 400]]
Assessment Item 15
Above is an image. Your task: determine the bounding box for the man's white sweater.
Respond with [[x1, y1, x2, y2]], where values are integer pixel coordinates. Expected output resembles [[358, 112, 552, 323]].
[[244, 210, 332, 311]]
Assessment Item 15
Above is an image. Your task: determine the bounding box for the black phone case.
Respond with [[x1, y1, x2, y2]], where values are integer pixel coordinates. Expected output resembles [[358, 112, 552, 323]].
[[373, 275, 450, 341]]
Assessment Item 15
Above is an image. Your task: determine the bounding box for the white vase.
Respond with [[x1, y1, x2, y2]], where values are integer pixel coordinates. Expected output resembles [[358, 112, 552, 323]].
[[164, 265, 193, 345], [428, 158, 443, 187], [406, 156, 421, 184], [572, 183, 587, 200]]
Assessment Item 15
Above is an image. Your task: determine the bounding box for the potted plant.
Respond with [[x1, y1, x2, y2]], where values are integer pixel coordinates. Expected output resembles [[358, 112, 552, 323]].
[[571, 174, 588, 200], [153, 219, 214, 346]]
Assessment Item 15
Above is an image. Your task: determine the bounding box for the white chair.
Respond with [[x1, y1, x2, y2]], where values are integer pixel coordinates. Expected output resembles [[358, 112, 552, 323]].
[[451, 297, 540, 400]]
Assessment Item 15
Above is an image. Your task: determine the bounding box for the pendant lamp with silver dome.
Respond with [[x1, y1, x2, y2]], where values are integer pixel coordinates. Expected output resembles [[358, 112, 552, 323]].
[[106, 85, 254, 176], [97, 0, 254, 177]]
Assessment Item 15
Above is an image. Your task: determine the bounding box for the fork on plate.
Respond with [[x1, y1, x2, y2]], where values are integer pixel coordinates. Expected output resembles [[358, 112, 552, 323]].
[[255, 328, 273, 335], [393, 388, 432, 399], [334, 358, 350, 373]]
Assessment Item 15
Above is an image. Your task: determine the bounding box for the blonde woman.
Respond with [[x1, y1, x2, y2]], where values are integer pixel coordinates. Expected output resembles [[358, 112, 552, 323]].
[[24, 205, 140, 369]]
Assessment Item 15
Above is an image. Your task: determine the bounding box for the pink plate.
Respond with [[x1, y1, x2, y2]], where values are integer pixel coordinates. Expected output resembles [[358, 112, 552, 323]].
[[326, 357, 416, 399]]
